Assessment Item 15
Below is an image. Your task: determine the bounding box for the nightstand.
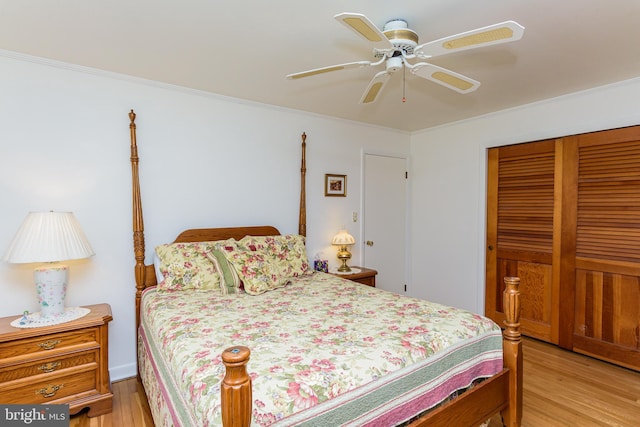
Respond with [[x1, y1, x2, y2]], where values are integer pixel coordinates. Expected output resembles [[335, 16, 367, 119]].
[[330, 266, 378, 287], [0, 303, 113, 417]]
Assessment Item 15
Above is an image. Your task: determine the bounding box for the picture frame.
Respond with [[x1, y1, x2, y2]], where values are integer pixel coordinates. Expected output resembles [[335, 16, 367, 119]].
[[325, 174, 347, 197]]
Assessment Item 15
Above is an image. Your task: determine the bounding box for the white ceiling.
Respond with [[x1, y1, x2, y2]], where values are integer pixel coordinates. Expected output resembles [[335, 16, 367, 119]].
[[1, 0, 639, 132]]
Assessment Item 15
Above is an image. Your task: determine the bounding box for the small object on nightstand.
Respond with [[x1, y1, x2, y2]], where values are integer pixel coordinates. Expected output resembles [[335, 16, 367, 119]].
[[314, 259, 328, 273], [18, 310, 30, 326]]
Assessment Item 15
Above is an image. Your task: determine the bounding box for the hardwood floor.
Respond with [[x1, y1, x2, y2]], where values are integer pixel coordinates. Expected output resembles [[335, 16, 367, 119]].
[[69, 378, 153, 427], [487, 337, 640, 427], [71, 338, 640, 426]]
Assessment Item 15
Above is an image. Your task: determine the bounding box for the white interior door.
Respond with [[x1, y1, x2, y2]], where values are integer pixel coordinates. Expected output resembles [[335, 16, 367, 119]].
[[363, 154, 407, 294]]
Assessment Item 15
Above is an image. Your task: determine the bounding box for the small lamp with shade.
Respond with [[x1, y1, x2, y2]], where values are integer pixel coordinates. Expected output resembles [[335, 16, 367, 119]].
[[332, 229, 356, 272], [2, 211, 94, 326]]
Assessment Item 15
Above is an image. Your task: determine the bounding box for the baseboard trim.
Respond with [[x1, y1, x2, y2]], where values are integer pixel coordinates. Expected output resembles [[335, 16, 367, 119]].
[[110, 363, 137, 382]]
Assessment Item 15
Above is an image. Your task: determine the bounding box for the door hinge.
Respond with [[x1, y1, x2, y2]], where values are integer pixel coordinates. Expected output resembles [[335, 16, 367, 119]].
[[405, 171, 408, 179]]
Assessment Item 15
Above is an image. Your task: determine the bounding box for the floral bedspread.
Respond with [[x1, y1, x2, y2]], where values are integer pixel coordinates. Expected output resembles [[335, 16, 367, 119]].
[[139, 272, 503, 426]]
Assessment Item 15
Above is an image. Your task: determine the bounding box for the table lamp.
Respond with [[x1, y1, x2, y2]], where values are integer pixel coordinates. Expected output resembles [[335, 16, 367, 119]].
[[332, 230, 355, 272], [2, 211, 94, 321]]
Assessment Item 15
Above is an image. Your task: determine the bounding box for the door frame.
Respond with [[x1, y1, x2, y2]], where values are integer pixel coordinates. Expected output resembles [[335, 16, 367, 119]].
[[360, 149, 411, 294]]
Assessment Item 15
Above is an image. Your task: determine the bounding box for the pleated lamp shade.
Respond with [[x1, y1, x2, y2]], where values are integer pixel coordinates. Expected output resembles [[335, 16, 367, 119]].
[[3, 211, 94, 263]]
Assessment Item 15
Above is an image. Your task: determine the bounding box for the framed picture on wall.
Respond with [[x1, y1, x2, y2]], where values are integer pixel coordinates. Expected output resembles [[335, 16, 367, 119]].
[[325, 174, 347, 197]]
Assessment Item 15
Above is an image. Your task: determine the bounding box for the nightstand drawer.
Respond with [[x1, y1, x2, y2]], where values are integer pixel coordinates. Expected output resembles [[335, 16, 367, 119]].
[[354, 275, 376, 287], [0, 367, 98, 404], [0, 328, 98, 360], [0, 349, 98, 382]]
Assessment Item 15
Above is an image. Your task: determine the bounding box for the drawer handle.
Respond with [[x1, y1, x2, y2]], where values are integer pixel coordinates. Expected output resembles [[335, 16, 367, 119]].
[[38, 339, 61, 350], [38, 361, 61, 373], [36, 384, 63, 398]]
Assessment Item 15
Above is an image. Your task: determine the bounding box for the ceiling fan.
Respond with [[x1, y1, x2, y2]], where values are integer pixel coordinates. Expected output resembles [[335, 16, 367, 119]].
[[286, 13, 524, 104]]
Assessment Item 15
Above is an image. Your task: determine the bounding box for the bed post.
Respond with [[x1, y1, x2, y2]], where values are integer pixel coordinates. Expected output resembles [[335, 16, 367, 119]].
[[130, 109, 146, 330], [299, 132, 307, 237], [501, 276, 523, 427], [221, 346, 252, 427]]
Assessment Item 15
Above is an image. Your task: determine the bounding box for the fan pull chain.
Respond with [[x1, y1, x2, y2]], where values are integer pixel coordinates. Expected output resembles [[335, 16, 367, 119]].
[[402, 64, 406, 103]]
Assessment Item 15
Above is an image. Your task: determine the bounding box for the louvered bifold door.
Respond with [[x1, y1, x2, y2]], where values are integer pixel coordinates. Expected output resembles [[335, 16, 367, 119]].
[[486, 140, 558, 342], [572, 126, 640, 370]]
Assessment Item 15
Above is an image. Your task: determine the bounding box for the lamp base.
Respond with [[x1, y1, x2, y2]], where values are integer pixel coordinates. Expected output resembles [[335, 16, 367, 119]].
[[336, 245, 352, 272], [34, 264, 68, 318], [337, 262, 352, 272]]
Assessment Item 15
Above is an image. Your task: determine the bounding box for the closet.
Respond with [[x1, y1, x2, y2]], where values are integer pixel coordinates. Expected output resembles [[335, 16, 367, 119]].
[[485, 125, 640, 370]]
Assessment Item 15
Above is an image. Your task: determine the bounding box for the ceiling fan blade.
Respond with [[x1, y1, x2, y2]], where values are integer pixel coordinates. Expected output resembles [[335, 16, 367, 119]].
[[411, 63, 480, 94], [335, 12, 394, 52], [286, 61, 372, 80], [414, 21, 525, 59], [360, 71, 391, 104]]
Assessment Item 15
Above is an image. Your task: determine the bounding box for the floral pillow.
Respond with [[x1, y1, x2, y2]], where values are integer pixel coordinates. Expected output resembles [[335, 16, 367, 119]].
[[239, 234, 311, 278], [206, 240, 243, 295], [217, 240, 289, 296], [154, 242, 221, 292]]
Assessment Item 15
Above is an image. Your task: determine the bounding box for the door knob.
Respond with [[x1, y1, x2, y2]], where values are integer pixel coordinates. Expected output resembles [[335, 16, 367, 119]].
[[366, 240, 374, 246]]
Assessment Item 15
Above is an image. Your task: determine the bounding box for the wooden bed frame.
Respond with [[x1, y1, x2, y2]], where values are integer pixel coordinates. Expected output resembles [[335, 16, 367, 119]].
[[128, 110, 522, 427]]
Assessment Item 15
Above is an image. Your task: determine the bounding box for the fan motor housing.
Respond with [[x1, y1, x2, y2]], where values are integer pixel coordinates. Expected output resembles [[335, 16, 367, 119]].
[[382, 19, 419, 55]]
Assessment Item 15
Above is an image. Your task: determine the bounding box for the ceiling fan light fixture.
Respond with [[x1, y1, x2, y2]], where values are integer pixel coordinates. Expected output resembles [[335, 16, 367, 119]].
[[386, 56, 403, 73]]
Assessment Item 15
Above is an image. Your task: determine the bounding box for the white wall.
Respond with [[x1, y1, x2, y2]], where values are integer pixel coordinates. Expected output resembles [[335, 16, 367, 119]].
[[409, 77, 640, 313], [0, 52, 410, 380]]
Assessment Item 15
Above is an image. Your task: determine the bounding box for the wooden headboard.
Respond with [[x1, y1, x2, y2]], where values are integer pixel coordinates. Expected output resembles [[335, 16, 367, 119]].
[[128, 110, 307, 328]]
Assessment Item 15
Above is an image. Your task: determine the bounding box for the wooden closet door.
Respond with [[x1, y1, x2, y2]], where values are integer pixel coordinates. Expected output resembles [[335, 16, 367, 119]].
[[486, 140, 559, 343], [572, 126, 640, 370]]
